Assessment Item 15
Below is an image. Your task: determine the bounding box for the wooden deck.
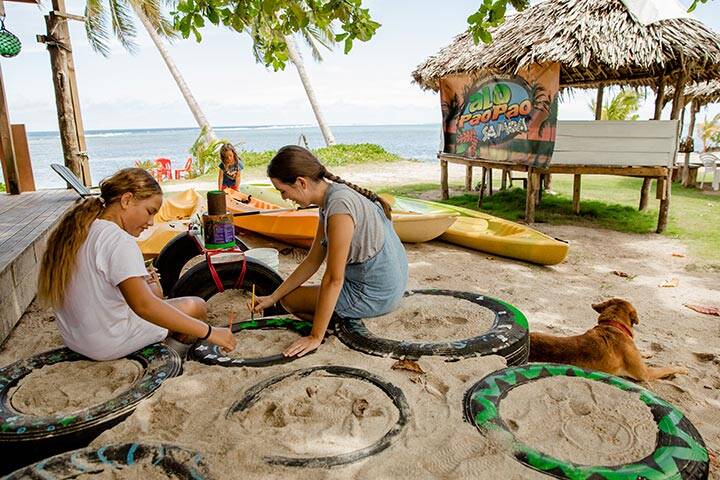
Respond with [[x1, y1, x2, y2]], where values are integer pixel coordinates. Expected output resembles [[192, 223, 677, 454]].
[[0, 189, 77, 344]]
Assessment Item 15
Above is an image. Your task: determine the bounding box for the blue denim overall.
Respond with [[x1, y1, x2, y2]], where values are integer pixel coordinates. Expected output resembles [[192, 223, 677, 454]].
[[326, 203, 408, 319]]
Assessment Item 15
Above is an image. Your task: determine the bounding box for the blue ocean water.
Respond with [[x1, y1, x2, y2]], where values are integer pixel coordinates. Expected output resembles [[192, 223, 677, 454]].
[[16, 124, 443, 189]]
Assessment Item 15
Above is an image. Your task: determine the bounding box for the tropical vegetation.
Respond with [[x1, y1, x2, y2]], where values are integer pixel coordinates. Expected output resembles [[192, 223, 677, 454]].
[[586, 89, 644, 121], [698, 113, 720, 151], [189, 128, 231, 177]]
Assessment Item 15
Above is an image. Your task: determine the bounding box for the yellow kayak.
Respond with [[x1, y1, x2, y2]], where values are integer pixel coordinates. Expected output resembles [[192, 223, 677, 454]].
[[240, 183, 458, 243], [137, 189, 200, 258], [381, 194, 569, 265]]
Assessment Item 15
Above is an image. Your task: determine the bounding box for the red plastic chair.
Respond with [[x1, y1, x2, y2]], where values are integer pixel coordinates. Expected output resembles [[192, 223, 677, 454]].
[[154, 158, 173, 182], [174, 157, 193, 180]]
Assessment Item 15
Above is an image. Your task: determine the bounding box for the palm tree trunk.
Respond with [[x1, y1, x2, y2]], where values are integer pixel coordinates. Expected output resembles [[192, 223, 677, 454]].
[[134, 7, 216, 142], [285, 36, 335, 146]]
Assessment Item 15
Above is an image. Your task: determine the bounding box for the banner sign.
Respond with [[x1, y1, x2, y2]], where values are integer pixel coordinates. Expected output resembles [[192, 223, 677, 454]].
[[439, 63, 560, 167]]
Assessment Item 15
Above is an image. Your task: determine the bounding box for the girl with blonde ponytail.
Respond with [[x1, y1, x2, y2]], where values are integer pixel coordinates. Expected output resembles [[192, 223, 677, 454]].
[[252, 145, 408, 357], [38, 168, 235, 360]]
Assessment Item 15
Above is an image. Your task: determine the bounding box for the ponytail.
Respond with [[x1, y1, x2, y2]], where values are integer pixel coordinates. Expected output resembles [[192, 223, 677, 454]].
[[322, 171, 392, 220], [37, 168, 161, 308]]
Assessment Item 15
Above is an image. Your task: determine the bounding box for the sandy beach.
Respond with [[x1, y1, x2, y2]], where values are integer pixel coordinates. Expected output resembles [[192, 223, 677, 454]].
[[1, 190, 718, 477]]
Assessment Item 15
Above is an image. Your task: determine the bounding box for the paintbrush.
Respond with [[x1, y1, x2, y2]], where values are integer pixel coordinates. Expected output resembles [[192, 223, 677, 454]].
[[251, 284, 256, 322]]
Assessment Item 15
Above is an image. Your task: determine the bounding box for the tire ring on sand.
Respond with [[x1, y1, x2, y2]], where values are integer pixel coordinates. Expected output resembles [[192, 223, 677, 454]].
[[463, 363, 710, 479], [227, 365, 411, 468], [336, 289, 529, 364], [4, 442, 212, 479], [154, 232, 249, 294], [169, 257, 285, 319], [190, 316, 314, 367], [0, 344, 182, 474]]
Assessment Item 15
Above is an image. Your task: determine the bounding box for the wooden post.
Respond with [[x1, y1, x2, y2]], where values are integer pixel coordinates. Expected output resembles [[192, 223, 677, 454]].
[[477, 166, 487, 207], [653, 75, 666, 120], [465, 164, 473, 191], [487, 168, 493, 197], [658, 66, 688, 233], [682, 99, 698, 186], [525, 168, 537, 223], [0, 64, 19, 194], [42, 4, 91, 185], [572, 174, 581, 214], [639, 178, 651, 211], [440, 157, 449, 200], [595, 87, 604, 120], [501, 168, 508, 190]]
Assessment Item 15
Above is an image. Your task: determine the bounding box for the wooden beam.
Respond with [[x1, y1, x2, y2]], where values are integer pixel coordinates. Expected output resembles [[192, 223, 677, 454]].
[[639, 178, 651, 211], [657, 171, 672, 233], [525, 169, 536, 224], [478, 167, 487, 207], [572, 174, 581, 214], [465, 164, 472, 191], [501, 168, 508, 190], [653, 75, 666, 120], [595, 87, 604, 120], [656, 176, 666, 200], [682, 100, 699, 186], [0, 65, 19, 194], [440, 158, 449, 200]]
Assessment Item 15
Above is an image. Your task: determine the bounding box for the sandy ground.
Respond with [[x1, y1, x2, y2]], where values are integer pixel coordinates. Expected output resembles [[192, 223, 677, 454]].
[[1, 169, 719, 477]]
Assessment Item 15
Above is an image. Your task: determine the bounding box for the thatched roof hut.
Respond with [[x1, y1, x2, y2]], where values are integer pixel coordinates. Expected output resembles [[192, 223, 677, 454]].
[[412, 0, 720, 92], [678, 79, 720, 106]]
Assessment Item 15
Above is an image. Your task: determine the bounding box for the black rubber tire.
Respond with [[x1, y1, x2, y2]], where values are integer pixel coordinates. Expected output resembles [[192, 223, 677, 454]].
[[463, 363, 710, 479], [227, 365, 410, 468], [169, 257, 285, 317], [190, 316, 313, 367], [0, 344, 182, 475], [336, 289, 529, 364], [153, 232, 249, 294], [3, 442, 212, 479]]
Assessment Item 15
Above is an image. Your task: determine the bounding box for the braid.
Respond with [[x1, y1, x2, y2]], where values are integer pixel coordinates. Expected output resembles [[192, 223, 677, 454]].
[[324, 171, 392, 220]]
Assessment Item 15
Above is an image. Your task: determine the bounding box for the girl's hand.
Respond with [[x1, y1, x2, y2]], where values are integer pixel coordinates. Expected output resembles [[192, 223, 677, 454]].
[[283, 335, 322, 357], [208, 326, 236, 352], [249, 295, 276, 315]]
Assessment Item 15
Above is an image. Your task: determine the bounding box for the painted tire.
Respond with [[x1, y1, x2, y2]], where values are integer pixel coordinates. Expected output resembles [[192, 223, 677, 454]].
[[463, 363, 710, 479], [336, 289, 529, 364], [227, 365, 410, 468], [169, 257, 286, 317], [190, 316, 314, 367], [153, 232, 248, 294], [0, 343, 182, 475], [4, 442, 212, 479]]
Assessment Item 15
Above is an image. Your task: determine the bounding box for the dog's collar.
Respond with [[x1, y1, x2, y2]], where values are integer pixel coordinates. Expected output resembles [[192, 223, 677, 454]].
[[599, 319, 633, 338]]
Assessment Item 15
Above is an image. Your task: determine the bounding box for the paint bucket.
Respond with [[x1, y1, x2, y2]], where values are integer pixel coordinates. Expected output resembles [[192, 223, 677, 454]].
[[244, 248, 280, 272], [202, 213, 235, 249]]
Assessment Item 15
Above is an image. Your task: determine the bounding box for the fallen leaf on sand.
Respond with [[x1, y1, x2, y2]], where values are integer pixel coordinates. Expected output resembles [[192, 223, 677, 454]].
[[612, 271, 630, 278], [391, 359, 425, 374], [659, 278, 679, 288], [671, 252, 686, 258], [684, 304, 720, 316]]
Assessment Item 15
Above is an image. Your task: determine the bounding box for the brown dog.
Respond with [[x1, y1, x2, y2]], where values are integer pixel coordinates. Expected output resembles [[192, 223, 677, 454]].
[[529, 298, 687, 381]]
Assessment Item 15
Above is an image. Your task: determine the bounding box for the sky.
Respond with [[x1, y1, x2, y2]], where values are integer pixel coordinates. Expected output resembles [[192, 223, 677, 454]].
[[1, 0, 719, 132]]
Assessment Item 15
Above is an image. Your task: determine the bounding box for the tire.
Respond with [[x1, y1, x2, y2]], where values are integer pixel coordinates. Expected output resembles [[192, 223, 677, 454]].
[[227, 365, 410, 468], [336, 289, 529, 364], [463, 363, 710, 479], [169, 257, 285, 318], [153, 232, 249, 294], [0, 344, 182, 475], [190, 316, 313, 367], [4, 442, 212, 479]]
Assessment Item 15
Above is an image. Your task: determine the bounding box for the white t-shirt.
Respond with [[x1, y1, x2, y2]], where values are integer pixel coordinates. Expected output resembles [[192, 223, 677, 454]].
[[55, 219, 168, 360]]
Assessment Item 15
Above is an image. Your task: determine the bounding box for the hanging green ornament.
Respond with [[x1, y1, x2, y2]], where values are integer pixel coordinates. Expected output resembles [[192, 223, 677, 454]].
[[0, 17, 21, 58]]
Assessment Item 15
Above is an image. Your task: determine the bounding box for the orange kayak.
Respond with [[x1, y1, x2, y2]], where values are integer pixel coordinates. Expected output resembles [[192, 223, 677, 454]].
[[225, 190, 318, 248]]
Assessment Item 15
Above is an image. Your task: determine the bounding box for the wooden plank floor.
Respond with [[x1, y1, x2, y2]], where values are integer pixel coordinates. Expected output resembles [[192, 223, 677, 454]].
[[0, 189, 78, 273]]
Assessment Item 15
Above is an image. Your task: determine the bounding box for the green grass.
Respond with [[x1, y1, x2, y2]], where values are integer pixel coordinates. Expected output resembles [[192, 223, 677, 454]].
[[383, 175, 720, 264], [196, 143, 402, 182]]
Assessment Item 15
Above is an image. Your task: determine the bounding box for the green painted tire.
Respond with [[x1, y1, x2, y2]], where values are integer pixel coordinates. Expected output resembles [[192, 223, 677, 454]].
[[189, 316, 314, 367], [463, 363, 709, 479], [336, 289, 529, 364], [3, 442, 212, 479]]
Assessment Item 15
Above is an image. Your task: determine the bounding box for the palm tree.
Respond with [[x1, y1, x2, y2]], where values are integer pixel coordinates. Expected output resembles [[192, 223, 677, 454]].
[[84, 0, 216, 141], [586, 89, 645, 121], [698, 113, 720, 151]]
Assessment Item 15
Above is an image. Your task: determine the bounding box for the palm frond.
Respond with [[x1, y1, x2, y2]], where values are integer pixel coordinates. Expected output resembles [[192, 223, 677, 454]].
[[108, 0, 138, 53], [298, 24, 336, 62], [131, 0, 178, 41], [84, 0, 111, 56]]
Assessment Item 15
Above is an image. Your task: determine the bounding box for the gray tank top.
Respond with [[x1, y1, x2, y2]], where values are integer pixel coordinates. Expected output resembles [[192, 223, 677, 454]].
[[319, 183, 386, 264]]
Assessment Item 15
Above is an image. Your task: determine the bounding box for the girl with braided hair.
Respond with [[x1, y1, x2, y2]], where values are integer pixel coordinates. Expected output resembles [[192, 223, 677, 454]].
[[38, 168, 236, 360], [251, 145, 408, 357]]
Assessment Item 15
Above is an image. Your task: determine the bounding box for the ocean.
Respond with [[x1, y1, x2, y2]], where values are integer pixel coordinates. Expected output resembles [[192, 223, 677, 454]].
[[16, 124, 443, 189]]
